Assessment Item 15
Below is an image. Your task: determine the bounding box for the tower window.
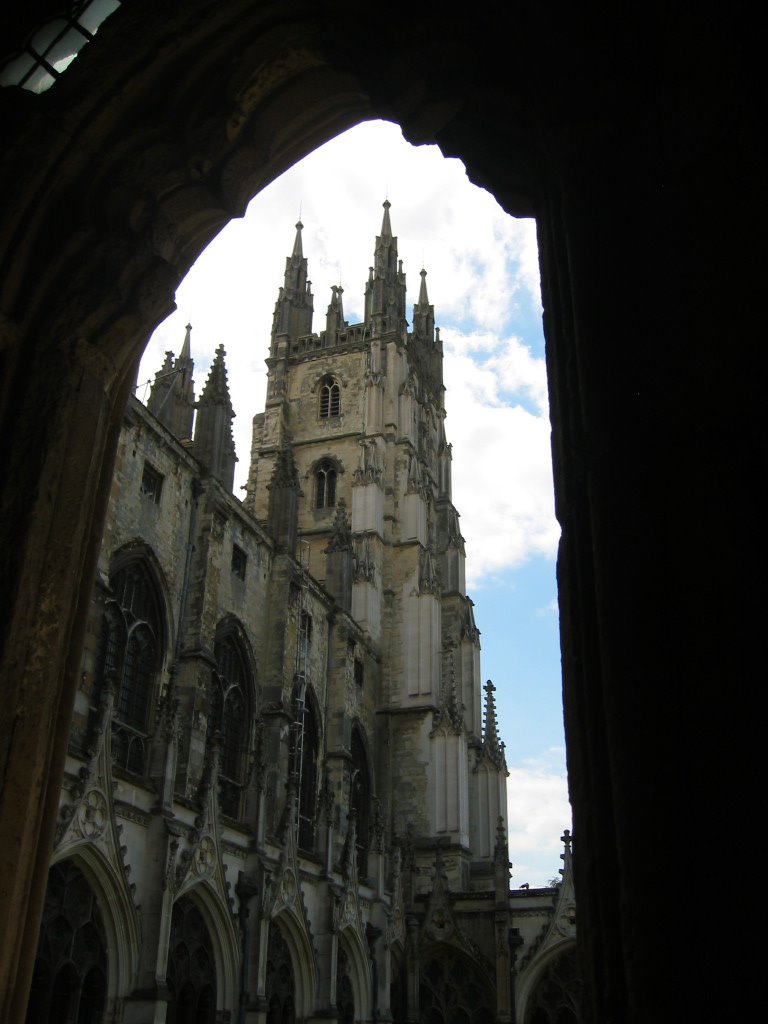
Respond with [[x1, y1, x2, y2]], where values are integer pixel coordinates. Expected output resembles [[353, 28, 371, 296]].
[[316, 461, 337, 509], [354, 658, 364, 688], [231, 544, 247, 580], [319, 377, 341, 418], [140, 463, 163, 504]]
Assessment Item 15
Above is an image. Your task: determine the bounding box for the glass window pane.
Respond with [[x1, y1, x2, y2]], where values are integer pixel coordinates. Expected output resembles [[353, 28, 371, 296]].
[[79, 0, 122, 36]]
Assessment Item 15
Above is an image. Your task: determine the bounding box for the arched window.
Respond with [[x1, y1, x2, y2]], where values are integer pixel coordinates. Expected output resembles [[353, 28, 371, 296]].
[[419, 947, 495, 1024], [166, 898, 217, 1024], [315, 460, 337, 509], [25, 860, 108, 1024], [350, 728, 371, 879], [94, 561, 163, 776], [265, 921, 296, 1024], [212, 633, 252, 819], [319, 376, 341, 418]]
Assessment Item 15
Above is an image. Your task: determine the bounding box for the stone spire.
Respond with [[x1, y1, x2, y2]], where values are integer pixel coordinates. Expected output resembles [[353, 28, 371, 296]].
[[364, 200, 406, 336], [192, 345, 236, 491], [270, 220, 314, 354], [147, 324, 196, 439]]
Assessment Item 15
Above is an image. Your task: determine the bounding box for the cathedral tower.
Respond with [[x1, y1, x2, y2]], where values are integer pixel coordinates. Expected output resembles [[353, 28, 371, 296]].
[[246, 202, 508, 887]]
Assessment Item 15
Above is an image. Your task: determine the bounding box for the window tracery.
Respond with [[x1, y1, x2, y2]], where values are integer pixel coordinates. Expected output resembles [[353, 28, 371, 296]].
[[319, 376, 341, 418], [212, 633, 252, 818], [94, 561, 163, 776], [315, 461, 337, 509], [166, 899, 216, 1024], [25, 860, 108, 1024]]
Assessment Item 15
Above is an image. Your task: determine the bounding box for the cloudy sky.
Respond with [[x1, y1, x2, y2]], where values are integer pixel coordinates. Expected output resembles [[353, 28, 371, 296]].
[[138, 119, 571, 886]]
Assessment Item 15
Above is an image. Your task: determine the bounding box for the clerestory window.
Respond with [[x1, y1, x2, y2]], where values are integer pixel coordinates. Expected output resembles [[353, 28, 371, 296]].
[[319, 376, 341, 418], [315, 461, 337, 509], [94, 561, 163, 776], [211, 633, 252, 819]]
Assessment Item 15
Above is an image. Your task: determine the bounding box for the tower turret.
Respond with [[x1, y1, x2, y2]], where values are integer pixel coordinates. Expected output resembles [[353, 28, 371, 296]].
[[192, 344, 237, 491], [270, 220, 314, 354], [364, 200, 407, 337], [147, 323, 196, 439]]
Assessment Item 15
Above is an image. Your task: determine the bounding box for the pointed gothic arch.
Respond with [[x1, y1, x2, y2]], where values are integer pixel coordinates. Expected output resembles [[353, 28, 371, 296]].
[[418, 943, 495, 1024], [171, 880, 240, 1018], [211, 619, 258, 819], [95, 555, 166, 777], [516, 940, 580, 1024], [27, 844, 140, 1021], [336, 928, 372, 1024], [268, 909, 317, 1021]]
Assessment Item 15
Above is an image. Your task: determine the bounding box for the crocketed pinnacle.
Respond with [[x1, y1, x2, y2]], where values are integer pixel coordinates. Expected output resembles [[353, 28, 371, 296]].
[[482, 679, 503, 763], [325, 498, 352, 553], [198, 345, 233, 410]]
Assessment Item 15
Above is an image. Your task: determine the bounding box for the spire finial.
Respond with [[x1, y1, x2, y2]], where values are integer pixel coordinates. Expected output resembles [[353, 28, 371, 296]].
[[380, 198, 392, 238], [483, 679, 503, 764], [292, 219, 304, 259], [179, 322, 192, 361]]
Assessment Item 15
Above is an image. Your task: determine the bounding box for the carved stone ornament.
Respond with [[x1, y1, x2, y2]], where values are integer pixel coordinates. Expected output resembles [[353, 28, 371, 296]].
[[77, 789, 108, 840]]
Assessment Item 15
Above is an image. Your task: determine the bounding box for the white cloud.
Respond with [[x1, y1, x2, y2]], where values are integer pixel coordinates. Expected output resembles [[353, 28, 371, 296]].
[[506, 749, 572, 887]]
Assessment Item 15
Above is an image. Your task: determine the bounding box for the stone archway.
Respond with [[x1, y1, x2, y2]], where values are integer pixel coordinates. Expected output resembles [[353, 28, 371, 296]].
[[1, 6, 765, 1024]]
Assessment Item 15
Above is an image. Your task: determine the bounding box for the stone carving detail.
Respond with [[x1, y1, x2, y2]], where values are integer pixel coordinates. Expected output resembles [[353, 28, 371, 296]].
[[418, 547, 441, 595], [77, 789, 108, 840], [353, 535, 376, 583], [433, 641, 464, 734], [325, 498, 352, 552], [353, 439, 383, 484]]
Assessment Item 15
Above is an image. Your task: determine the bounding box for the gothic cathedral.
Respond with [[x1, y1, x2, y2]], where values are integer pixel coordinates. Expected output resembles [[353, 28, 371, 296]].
[[28, 203, 578, 1023]]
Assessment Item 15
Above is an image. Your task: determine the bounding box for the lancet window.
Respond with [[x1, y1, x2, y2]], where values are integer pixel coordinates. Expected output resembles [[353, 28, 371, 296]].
[[94, 560, 163, 775], [166, 899, 217, 1024], [25, 860, 108, 1024], [315, 461, 337, 509], [265, 922, 296, 1024], [212, 632, 252, 819], [319, 376, 341, 418]]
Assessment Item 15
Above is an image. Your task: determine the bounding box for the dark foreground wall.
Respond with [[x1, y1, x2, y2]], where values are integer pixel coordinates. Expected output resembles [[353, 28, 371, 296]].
[[1, 4, 764, 1020]]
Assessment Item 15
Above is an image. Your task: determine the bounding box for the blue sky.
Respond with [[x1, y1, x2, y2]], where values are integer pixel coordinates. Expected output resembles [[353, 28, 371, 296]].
[[138, 120, 571, 886]]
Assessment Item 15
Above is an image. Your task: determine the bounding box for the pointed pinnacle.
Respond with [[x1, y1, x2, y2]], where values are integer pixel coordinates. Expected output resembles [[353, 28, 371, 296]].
[[380, 199, 392, 238], [418, 268, 429, 307], [179, 322, 192, 361], [292, 220, 304, 258]]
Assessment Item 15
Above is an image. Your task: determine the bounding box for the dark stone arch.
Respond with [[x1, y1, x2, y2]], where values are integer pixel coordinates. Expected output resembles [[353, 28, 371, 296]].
[[25, 860, 108, 1024], [524, 946, 581, 1024], [418, 944, 494, 1024], [265, 919, 296, 1024], [166, 896, 217, 1024]]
